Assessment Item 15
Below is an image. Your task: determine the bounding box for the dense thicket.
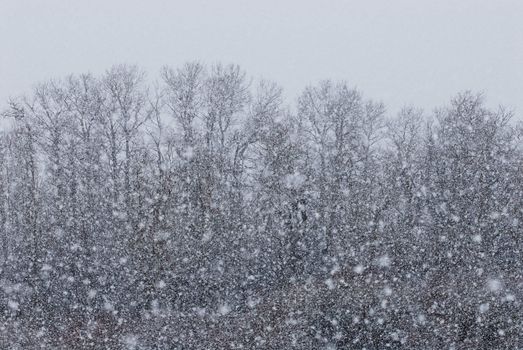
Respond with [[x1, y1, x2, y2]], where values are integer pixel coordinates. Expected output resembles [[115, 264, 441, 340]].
[[1, 63, 522, 349]]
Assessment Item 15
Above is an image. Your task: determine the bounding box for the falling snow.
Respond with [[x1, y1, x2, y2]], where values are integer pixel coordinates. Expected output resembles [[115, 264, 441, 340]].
[[0, 67, 522, 348]]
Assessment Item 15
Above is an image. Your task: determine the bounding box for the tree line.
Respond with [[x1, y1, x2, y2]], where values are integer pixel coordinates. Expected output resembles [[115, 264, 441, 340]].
[[1, 63, 522, 348]]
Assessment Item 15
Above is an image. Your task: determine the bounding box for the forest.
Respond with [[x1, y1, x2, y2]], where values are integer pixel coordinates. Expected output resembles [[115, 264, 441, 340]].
[[1, 63, 522, 349]]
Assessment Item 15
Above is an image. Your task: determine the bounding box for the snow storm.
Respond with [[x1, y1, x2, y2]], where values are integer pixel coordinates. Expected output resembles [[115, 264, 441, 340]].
[[0, 63, 522, 348]]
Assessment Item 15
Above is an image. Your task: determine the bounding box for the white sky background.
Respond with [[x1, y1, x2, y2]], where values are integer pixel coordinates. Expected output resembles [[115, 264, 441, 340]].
[[1, 0, 522, 118]]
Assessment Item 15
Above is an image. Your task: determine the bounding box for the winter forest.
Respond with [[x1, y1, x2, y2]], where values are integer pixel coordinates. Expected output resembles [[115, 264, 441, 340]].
[[1, 63, 522, 349]]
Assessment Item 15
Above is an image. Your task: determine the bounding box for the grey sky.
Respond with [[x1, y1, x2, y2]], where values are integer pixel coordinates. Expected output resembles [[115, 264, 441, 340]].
[[1, 0, 522, 116]]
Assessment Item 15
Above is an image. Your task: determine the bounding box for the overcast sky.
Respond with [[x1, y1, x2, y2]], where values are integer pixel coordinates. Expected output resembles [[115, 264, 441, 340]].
[[1, 0, 522, 116]]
